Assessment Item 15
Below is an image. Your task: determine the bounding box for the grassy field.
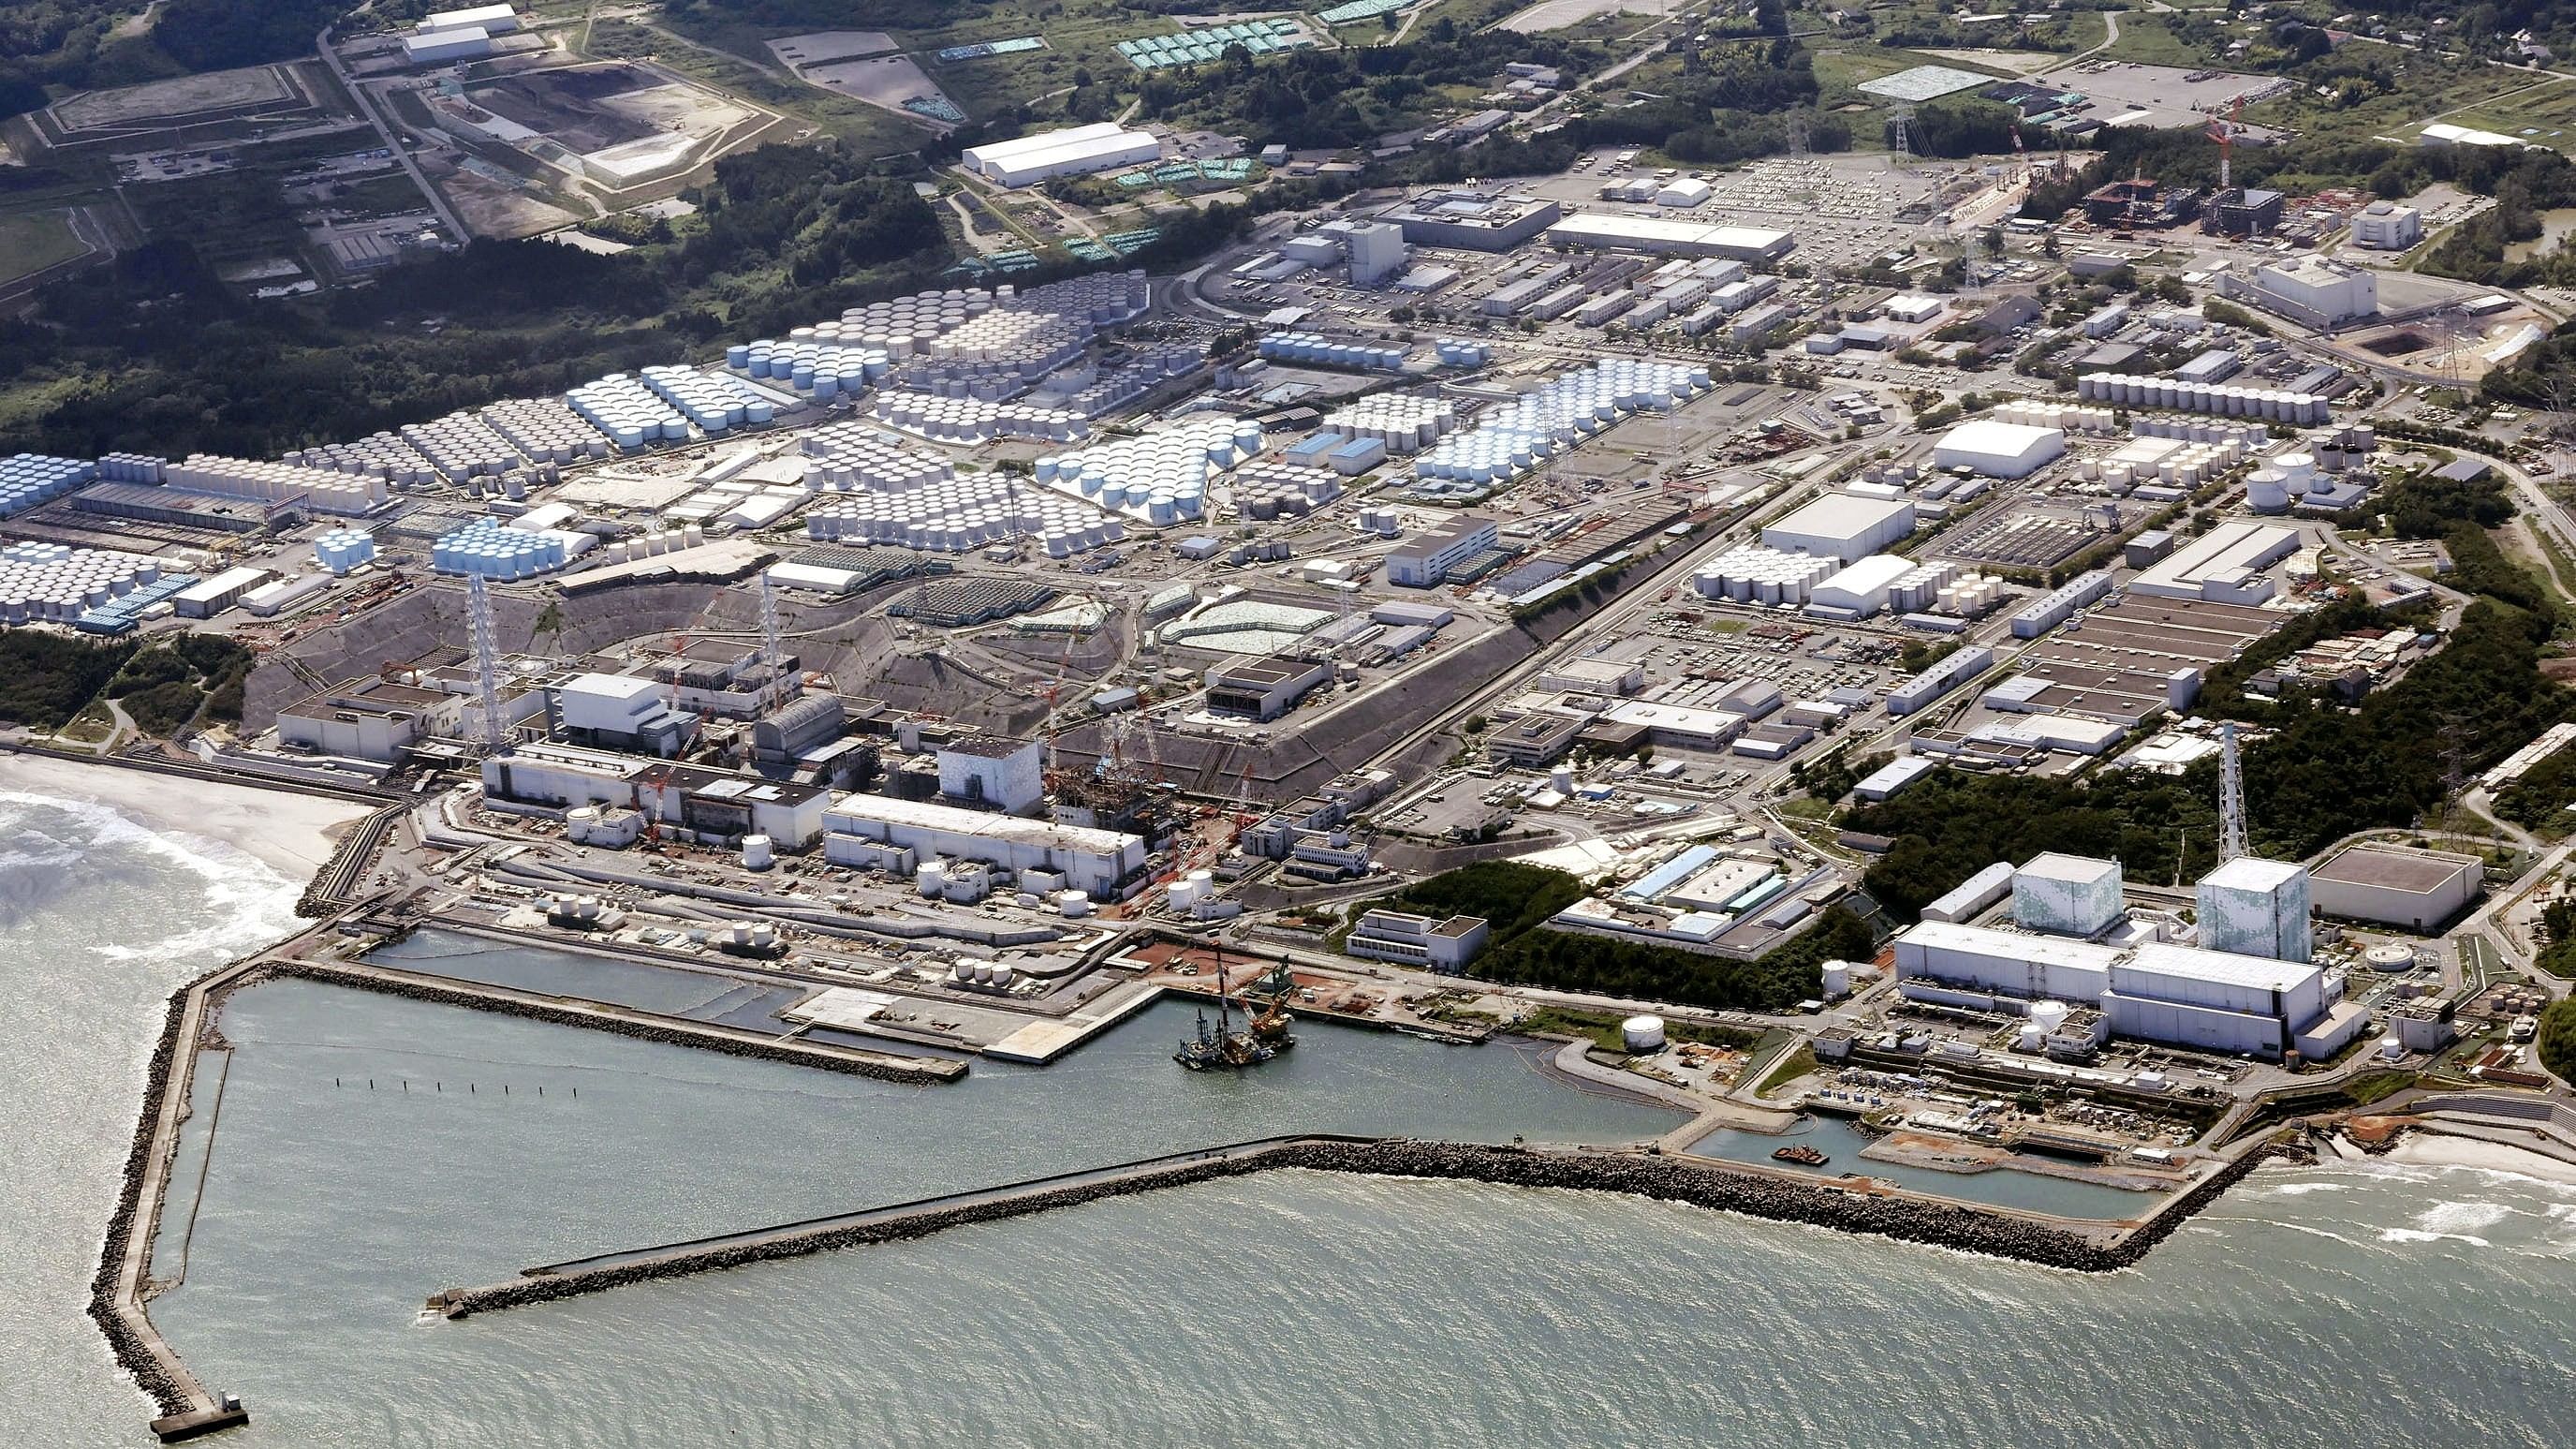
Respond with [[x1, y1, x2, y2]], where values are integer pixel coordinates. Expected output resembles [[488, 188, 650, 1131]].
[[2095, 14, 2220, 71], [0, 211, 92, 284], [2437, 75, 2576, 155], [2249, 56, 2537, 166]]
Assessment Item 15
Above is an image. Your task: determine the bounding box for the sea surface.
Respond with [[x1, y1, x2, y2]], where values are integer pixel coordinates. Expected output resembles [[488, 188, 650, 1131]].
[[9, 791, 2576, 1447]]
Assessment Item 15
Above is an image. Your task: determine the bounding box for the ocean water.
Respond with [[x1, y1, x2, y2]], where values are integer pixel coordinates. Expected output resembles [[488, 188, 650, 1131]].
[[10, 791, 2576, 1447], [0, 789, 316, 1445]]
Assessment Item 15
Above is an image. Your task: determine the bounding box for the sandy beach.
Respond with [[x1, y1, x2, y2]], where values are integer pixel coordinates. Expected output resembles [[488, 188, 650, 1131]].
[[0, 752, 371, 882], [2377, 1129, 2576, 1187]]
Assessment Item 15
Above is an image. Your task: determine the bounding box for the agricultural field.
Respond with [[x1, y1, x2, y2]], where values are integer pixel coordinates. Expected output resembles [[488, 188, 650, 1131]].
[[0, 211, 94, 286]]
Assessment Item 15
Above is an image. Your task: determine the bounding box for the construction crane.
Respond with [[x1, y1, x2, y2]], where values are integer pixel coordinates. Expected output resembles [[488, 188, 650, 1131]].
[[2207, 95, 2245, 194]]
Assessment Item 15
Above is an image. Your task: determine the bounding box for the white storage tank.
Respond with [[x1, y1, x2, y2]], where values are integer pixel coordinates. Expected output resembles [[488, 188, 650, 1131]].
[[917, 862, 948, 897], [742, 835, 774, 870], [1622, 1014, 1667, 1053]]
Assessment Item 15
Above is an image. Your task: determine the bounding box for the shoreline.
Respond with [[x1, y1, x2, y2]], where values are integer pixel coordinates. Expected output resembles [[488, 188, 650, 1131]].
[[0, 750, 372, 882]]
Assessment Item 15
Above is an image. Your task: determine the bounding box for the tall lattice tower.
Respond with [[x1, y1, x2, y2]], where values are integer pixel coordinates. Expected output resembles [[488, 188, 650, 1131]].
[[1787, 111, 1810, 162], [758, 569, 787, 711], [1890, 107, 1916, 166], [465, 571, 507, 751], [2217, 721, 2248, 863]]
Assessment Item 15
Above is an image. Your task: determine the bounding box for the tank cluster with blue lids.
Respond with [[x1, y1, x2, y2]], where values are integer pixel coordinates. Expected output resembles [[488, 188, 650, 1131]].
[[0, 453, 96, 518], [314, 527, 377, 575], [433, 517, 568, 579], [1258, 332, 1409, 371]]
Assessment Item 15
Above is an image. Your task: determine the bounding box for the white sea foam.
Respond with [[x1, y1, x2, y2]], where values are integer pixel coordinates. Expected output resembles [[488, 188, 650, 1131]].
[[0, 791, 302, 963]]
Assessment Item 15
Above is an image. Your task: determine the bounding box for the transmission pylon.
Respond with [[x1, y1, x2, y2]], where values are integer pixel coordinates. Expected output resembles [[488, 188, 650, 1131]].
[[1890, 107, 1916, 166], [1787, 111, 1810, 161], [2217, 721, 2248, 863], [465, 571, 507, 751]]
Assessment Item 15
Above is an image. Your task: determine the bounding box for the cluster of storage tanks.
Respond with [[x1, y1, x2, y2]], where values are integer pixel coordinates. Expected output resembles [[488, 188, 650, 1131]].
[[640, 365, 780, 435], [2245, 451, 2324, 513], [1413, 358, 1712, 487], [313, 527, 376, 575], [2076, 373, 2330, 424], [542, 894, 630, 930], [484, 395, 616, 465], [1694, 544, 1840, 604], [726, 337, 893, 399], [1988, 402, 2117, 435], [800, 427, 955, 493], [830, 287, 1000, 357], [0, 540, 165, 625], [1033, 417, 1263, 524], [97, 452, 166, 484], [0, 453, 95, 519], [1435, 338, 1492, 367], [2128, 416, 2273, 449], [922, 307, 1090, 379], [1167, 869, 1220, 912], [567, 375, 691, 450], [947, 958, 1020, 992], [433, 516, 576, 579], [2084, 437, 2246, 492], [1933, 571, 2006, 616], [869, 390, 1090, 444], [1259, 331, 1410, 371], [169, 454, 390, 516], [1230, 459, 1345, 520], [806, 473, 1126, 558], [287, 431, 440, 487], [591, 525, 711, 567], [717, 920, 783, 954], [1317, 394, 1456, 454]]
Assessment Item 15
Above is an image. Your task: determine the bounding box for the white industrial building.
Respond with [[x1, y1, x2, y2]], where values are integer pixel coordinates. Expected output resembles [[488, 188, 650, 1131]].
[[1346, 909, 1490, 971], [1388, 513, 1497, 586], [1656, 176, 1714, 208], [2128, 521, 2299, 604], [2244, 256, 2377, 326], [1538, 212, 1796, 262], [1761, 494, 1915, 562], [937, 735, 1044, 815], [963, 123, 1161, 188], [552, 672, 697, 755], [2012, 853, 2127, 938], [481, 743, 831, 850], [1809, 554, 1915, 617], [2308, 844, 2481, 931], [2196, 856, 2313, 963], [402, 28, 494, 64], [1892, 919, 2361, 1058], [1347, 223, 1408, 286], [821, 792, 1148, 899], [419, 4, 521, 33], [2349, 201, 2423, 250], [1933, 420, 2066, 480]]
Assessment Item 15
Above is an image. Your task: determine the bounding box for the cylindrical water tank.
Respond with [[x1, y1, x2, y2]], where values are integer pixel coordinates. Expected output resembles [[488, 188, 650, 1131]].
[[1622, 1015, 1667, 1053], [743, 835, 774, 870]]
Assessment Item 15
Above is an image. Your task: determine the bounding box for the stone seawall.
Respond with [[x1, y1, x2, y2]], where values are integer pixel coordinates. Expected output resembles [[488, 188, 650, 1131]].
[[88, 983, 199, 1417], [436, 1138, 2280, 1320], [258, 961, 960, 1085]]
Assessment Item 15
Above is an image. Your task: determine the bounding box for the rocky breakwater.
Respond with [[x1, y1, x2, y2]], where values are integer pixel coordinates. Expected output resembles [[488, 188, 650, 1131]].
[[433, 1135, 2280, 1320], [88, 986, 199, 1417]]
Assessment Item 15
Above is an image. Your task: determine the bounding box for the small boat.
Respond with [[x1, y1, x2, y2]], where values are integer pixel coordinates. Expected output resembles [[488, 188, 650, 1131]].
[[1772, 1144, 1829, 1166]]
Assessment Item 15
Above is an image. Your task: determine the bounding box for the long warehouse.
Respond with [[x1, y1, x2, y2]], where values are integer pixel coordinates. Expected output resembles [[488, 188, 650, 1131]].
[[963, 123, 1161, 187]]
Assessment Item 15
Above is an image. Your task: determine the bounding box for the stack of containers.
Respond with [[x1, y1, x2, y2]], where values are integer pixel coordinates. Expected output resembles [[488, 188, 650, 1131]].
[[567, 375, 690, 450], [0, 454, 97, 518], [314, 528, 377, 575], [482, 395, 613, 464], [433, 517, 570, 579]]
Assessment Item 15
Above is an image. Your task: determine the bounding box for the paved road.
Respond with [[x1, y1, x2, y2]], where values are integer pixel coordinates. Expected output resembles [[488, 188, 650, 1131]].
[[316, 24, 469, 240]]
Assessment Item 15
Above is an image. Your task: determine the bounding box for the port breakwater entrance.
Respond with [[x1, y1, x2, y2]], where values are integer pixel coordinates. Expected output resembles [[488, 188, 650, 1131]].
[[431, 1135, 2279, 1319]]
